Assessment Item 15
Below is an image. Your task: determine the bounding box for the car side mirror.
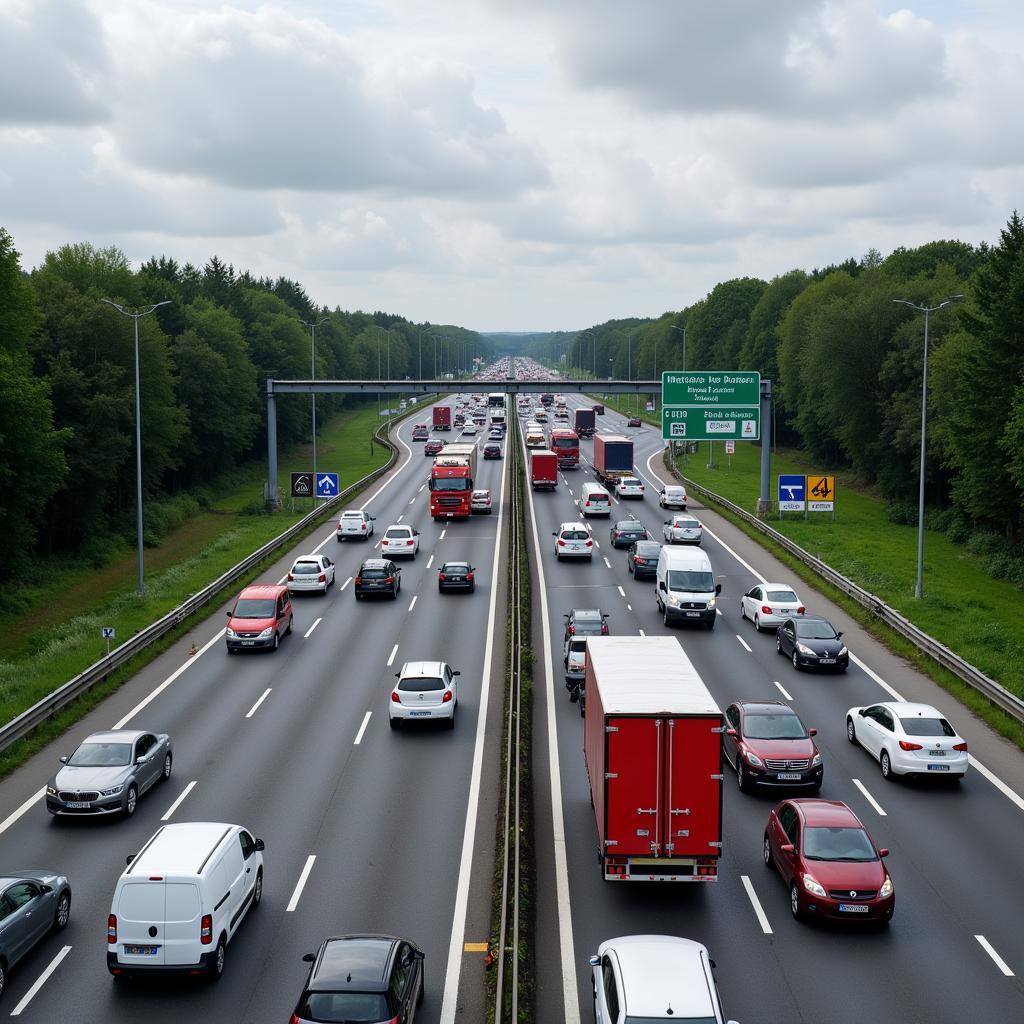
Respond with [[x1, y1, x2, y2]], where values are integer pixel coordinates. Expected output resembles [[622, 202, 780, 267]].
[[837, 630, 843, 638], [709, 958, 717, 969], [659, 581, 666, 591], [726, 728, 737, 738], [453, 670, 461, 676], [588, 955, 600, 967], [663, 521, 669, 525], [808, 728, 817, 737], [40, 884, 53, 894], [780, 843, 795, 856], [878, 848, 889, 858], [126, 854, 135, 865], [136, 756, 147, 765], [225, 610, 232, 616], [395, 672, 401, 678], [858, 709, 867, 717], [715, 583, 722, 595], [59, 755, 68, 764], [255, 838, 266, 851], [302, 953, 316, 963], [414, 949, 425, 961]]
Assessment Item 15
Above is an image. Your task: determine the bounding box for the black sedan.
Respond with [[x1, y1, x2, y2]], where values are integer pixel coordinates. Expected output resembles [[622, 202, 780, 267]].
[[438, 561, 476, 593], [609, 519, 649, 548], [0, 871, 72, 998], [627, 415, 642, 427], [776, 615, 849, 672], [483, 443, 502, 459], [354, 559, 401, 600], [627, 540, 661, 579]]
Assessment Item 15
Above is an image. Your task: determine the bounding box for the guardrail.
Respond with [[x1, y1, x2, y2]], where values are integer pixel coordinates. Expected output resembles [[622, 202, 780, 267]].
[[0, 409, 417, 754], [671, 462, 1024, 724]]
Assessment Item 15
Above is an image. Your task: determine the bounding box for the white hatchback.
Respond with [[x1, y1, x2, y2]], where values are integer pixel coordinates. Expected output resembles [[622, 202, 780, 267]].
[[740, 583, 804, 630], [381, 525, 420, 558], [616, 476, 645, 500], [287, 555, 336, 595], [553, 522, 594, 561], [471, 489, 492, 514], [462, 422, 478, 436], [390, 661, 459, 729], [663, 514, 702, 544], [336, 509, 375, 541], [658, 485, 688, 509]]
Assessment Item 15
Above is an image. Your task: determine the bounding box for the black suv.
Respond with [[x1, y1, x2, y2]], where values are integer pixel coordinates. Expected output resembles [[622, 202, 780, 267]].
[[627, 539, 661, 579], [354, 559, 401, 600], [291, 934, 424, 1024]]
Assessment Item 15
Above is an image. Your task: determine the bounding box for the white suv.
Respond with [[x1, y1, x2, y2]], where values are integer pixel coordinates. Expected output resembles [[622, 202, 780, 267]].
[[553, 522, 594, 561], [390, 661, 459, 729], [337, 509, 375, 541]]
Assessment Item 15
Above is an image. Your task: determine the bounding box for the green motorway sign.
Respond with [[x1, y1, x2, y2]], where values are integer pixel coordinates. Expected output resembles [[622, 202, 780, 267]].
[[661, 370, 761, 441]]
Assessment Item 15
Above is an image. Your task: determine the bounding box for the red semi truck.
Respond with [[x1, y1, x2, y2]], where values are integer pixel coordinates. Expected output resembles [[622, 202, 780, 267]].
[[583, 635, 724, 882], [429, 444, 477, 519], [592, 434, 634, 487], [530, 449, 558, 490], [433, 405, 452, 431], [548, 428, 580, 469], [574, 407, 596, 438]]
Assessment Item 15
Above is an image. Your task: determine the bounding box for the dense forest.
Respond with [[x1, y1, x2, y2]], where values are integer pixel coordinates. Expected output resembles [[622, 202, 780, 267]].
[[527, 214, 1024, 581], [0, 228, 489, 580]]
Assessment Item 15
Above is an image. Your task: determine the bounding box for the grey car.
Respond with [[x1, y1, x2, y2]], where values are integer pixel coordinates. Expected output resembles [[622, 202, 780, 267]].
[[46, 730, 172, 818], [0, 871, 72, 1000]]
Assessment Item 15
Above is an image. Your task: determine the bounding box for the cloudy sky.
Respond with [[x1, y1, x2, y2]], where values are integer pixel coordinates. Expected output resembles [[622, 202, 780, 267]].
[[2, 0, 1022, 331]]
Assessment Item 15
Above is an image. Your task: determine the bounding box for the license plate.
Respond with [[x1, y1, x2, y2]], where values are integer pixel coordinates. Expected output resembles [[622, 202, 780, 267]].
[[241, 641, 255, 646], [929, 750, 946, 757], [927, 764, 950, 771], [410, 711, 430, 717], [819, 658, 836, 664], [838, 904, 869, 913], [776, 773, 802, 781], [686, 611, 700, 618], [66, 801, 90, 809], [124, 945, 158, 955]]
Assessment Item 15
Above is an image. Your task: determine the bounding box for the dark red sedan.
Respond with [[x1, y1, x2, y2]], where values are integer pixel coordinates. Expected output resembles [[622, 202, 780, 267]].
[[424, 439, 445, 456], [724, 700, 823, 792], [764, 799, 894, 923]]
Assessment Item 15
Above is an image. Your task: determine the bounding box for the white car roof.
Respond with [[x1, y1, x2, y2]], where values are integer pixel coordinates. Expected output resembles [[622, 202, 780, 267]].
[[879, 701, 945, 718], [760, 582, 798, 591], [127, 822, 238, 877], [663, 484, 686, 492], [292, 554, 325, 563], [599, 935, 715, 1017], [559, 521, 588, 530], [341, 509, 367, 517], [400, 661, 448, 677], [385, 524, 413, 533]]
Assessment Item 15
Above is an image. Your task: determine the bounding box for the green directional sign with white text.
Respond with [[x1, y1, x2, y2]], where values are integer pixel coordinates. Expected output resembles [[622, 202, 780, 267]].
[[661, 370, 761, 441]]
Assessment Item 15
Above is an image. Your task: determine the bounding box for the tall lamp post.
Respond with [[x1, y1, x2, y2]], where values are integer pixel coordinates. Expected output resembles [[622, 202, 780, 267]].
[[101, 298, 171, 596], [300, 316, 329, 501], [669, 324, 686, 372], [892, 294, 963, 599]]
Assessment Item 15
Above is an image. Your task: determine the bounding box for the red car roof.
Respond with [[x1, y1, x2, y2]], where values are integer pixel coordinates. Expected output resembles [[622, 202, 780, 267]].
[[792, 799, 862, 828], [237, 583, 287, 600]]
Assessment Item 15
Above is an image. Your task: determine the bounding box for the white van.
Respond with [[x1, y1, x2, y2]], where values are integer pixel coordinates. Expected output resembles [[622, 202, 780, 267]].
[[655, 546, 721, 629], [579, 482, 612, 517], [107, 822, 264, 981]]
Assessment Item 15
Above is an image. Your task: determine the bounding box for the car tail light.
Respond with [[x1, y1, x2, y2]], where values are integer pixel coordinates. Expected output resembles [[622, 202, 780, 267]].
[[466, 573, 474, 581], [360, 523, 367, 531], [557, 539, 567, 546], [761, 605, 772, 614], [108, 914, 117, 943], [953, 741, 968, 751], [601, 623, 609, 634], [439, 573, 446, 581], [391, 691, 401, 702], [443, 691, 453, 703], [797, 606, 805, 614], [585, 500, 591, 507], [898, 740, 923, 751], [200, 914, 213, 945], [385, 576, 394, 584], [318, 574, 326, 583], [585, 539, 593, 547], [287, 573, 295, 582], [290, 1015, 301, 1024], [568, 624, 575, 635]]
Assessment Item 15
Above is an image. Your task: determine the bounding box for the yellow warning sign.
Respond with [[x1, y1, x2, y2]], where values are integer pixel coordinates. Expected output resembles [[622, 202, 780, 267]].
[[807, 476, 835, 511]]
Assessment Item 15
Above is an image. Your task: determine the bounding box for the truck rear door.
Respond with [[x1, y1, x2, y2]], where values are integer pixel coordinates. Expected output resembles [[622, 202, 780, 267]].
[[663, 716, 722, 857], [605, 717, 662, 856]]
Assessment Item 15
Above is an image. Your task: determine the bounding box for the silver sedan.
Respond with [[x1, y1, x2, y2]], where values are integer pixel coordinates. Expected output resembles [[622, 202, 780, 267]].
[[0, 871, 71, 999], [46, 730, 172, 818]]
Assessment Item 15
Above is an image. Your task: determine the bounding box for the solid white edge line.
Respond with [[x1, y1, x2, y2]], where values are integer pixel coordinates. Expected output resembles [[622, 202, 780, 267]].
[[848, 653, 905, 701], [0, 787, 46, 838], [974, 934, 1015, 977], [245, 688, 272, 719], [426, 555, 435, 569], [740, 875, 774, 935], [968, 756, 1024, 814], [286, 854, 317, 912], [304, 617, 322, 639], [439, 401, 510, 1024], [851, 778, 887, 817], [354, 711, 372, 746], [408, 595, 418, 612], [8, 944, 72, 1016], [774, 681, 793, 701], [161, 780, 197, 822], [340, 576, 352, 591], [387, 644, 400, 667], [736, 634, 753, 653]]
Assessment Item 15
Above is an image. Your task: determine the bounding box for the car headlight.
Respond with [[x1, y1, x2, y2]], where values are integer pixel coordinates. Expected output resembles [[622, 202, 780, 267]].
[[744, 750, 764, 768], [225, 627, 237, 638], [258, 626, 274, 638], [100, 784, 124, 797], [46, 785, 58, 797], [707, 597, 716, 609], [879, 875, 893, 899], [838, 645, 848, 656], [667, 594, 679, 606], [811, 753, 822, 767], [796, 643, 815, 656], [803, 874, 827, 898]]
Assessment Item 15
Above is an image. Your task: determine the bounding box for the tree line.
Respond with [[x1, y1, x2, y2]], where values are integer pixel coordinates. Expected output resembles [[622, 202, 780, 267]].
[[0, 229, 489, 580]]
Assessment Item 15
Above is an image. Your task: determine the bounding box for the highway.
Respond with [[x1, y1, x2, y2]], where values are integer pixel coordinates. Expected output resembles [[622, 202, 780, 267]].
[[0, 404, 506, 1022], [526, 391, 1024, 1023]]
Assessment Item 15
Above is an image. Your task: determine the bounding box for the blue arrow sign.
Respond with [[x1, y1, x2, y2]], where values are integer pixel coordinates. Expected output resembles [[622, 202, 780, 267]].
[[778, 474, 806, 510], [316, 472, 339, 497]]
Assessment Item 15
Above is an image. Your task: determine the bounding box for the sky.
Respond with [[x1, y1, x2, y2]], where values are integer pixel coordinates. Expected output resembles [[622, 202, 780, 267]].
[[2, 0, 1023, 332]]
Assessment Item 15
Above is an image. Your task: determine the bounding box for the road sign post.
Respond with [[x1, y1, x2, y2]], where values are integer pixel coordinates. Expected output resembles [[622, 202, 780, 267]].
[[661, 371, 761, 441], [102, 626, 115, 656]]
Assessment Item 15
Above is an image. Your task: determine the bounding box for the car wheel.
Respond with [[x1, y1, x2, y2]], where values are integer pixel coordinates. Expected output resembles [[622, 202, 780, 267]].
[[0, 959, 5, 1000], [161, 752, 172, 782], [337, 535, 343, 543], [469, 583, 475, 593], [706, 617, 716, 630], [210, 937, 226, 982], [438, 584, 444, 593], [124, 784, 138, 818], [253, 869, 263, 908], [391, 587, 399, 600], [736, 758, 749, 793], [663, 606, 671, 627], [763, 834, 772, 869], [53, 891, 71, 931], [389, 716, 400, 730], [776, 633, 783, 655], [881, 749, 895, 781], [555, 553, 561, 561], [446, 707, 456, 730], [227, 647, 237, 655], [272, 632, 280, 651], [286, 616, 293, 635], [791, 650, 799, 670], [739, 603, 745, 620], [355, 592, 362, 601], [790, 882, 803, 920], [754, 613, 761, 632], [846, 718, 858, 745]]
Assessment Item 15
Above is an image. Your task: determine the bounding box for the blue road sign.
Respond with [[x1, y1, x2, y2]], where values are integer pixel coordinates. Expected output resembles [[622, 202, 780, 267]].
[[316, 472, 340, 498], [778, 474, 806, 511]]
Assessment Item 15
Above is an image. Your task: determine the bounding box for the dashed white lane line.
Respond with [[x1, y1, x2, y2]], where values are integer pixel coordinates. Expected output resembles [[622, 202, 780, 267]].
[[594, 540, 600, 549], [852, 778, 887, 817], [774, 681, 793, 701], [440, 528, 447, 540], [736, 634, 753, 653], [626, 604, 633, 611], [246, 688, 272, 718], [340, 576, 352, 591], [387, 644, 400, 667], [354, 711, 372, 746], [304, 617, 322, 639], [716, 608, 723, 616], [397, 514, 403, 523], [286, 855, 317, 912], [409, 497, 416, 505], [161, 780, 197, 821], [740, 875, 774, 935], [419, 484, 426, 493], [849, 653, 905, 702], [603, 557, 612, 569], [975, 935, 1015, 977], [408, 595, 418, 612], [638, 628, 646, 637], [617, 585, 626, 598], [426, 554, 435, 569], [9, 945, 72, 1017]]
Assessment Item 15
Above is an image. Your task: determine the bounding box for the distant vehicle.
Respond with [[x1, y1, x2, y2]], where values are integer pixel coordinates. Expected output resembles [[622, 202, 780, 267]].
[[337, 509, 376, 541], [564, 636, 588, 701], [399, 399, 407, 410], [412, 423, 429, 441], [381, 524, 420, 559], [659, 485, 688, 510], [483, 442, 502, 459], [530, 450, 558, 489], [548, 428, 580, 469], [592, 403, 605, 415], [424, 439, 445, 456], [574, 407, 596, 437], [553, 522, 594, 561], [533, 407, 548, 422], [225, 584, 293, 652], [390, 661, 459, 729], [846, 701, 969, 781], [287, 554, 336, 595], [438, 561, 476, 593], [462, 421, 479, 436], [488, 427, 504, 441], [764, 798, 894, 923], [46, 729, 172, 818], [554, 407, 569, 420], [471, 489, 492, 514], [524, 425, 546, 448], [609, 519, 649, 548], [354, 558, 401, 600], [740, 583, 804, 631], [723, 701, 822, 793], [626, 539, 661, 579], [627, 415, 642, 427], [579, 482, 611, 517], [776, 616, 848, 671], [291, 935, 424, 1024], [663, 514, 703, 545], [592, 434, 633, 487], [0, 871, 71, 991], [431, 446, 476, 519], [563, 607, 610, 642], [433, 406, 452, 431], [615, 476, 644, 499]]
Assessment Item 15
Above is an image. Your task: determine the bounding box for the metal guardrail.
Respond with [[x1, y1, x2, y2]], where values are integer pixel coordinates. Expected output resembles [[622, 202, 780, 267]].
[[0, 410, 417, 754], [672, 463, 1024, 724]]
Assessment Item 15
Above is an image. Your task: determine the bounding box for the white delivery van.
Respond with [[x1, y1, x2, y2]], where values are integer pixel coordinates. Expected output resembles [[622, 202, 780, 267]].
[[655, 546, 721, 629], [579, 482, 612, 517], [107, 821, 264, 981]]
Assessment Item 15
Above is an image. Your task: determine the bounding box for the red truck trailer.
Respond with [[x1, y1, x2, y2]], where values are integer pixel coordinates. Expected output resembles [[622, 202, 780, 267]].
[[574, 407, 596, 438], [429, 446, 476, 519], [548, 428, 580, 469], [592, 434, 634, 487], [583, 635, 724, 882], [530, 449, 558, 490], [433, 405, 452, 431]]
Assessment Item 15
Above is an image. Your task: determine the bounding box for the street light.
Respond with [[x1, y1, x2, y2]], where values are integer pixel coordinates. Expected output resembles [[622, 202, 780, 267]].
[[892, 294, 964, 599], [100, 298, 171, 596], [669, 324, 686, 371], [300, 316, 329, 501]]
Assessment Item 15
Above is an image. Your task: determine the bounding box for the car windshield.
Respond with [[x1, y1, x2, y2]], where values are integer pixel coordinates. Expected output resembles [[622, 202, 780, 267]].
[[473, 491, 489, 499], [434, 478, 470, 491], [563, 530, 589, 540], [900, 716, 956, 737], [399, 676, 445, 692], [569, 639, 587, 654], [744, 714, 806, 740], [341, 513, 364, 520], [667, 570, 714, 592], [635, 543, 660, 554], [292, 562, 321, 575], [232, 598, 276, 618], [803, 826, 878, 861], [796, 621, 838, 639], [299, 991, 390, 1023], [68, 742, 132, 767], [766, 590, 798, 603], [359, 568, 388, 579], [552, 437, 576, 448]]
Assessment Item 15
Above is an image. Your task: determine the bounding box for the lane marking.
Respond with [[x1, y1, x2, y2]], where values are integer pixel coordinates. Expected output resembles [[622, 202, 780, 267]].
[[603, 557, 612, 569], [774, 681, 793, 701], [426, 554, 435, 568], [340, 576, 352, 591], [409, 497, 416, 505], [716, 608, 723, 616], [638, 628, 646, 636], [419, 484, 426, 493], [161, 780, 197, 821], [439, 528, 447, 540], [354, 711, 372, 746], [617, 585, 626, 598], [849, 653, 904, 701], [286, 855, 317, 912], [0, 788, 46, 839], [397, 514, 403, 523], [304, 617, 322, 638], [387, 644, 400, 667], [852, 778, 887, 816], [408, 595, 418, 612], [740, 875, 774, 935], [969, 756, 1024, 814], [594, 540, 600, 549], [975, 935, 1015, 977], [736, 634, 752, 653], [9, 945, 72, 1017], [246, 688, 272, 718]]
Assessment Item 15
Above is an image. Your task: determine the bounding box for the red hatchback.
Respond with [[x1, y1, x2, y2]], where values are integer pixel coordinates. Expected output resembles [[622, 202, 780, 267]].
[[225, 584, 293, 653], [764, 799, 894, 923]]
